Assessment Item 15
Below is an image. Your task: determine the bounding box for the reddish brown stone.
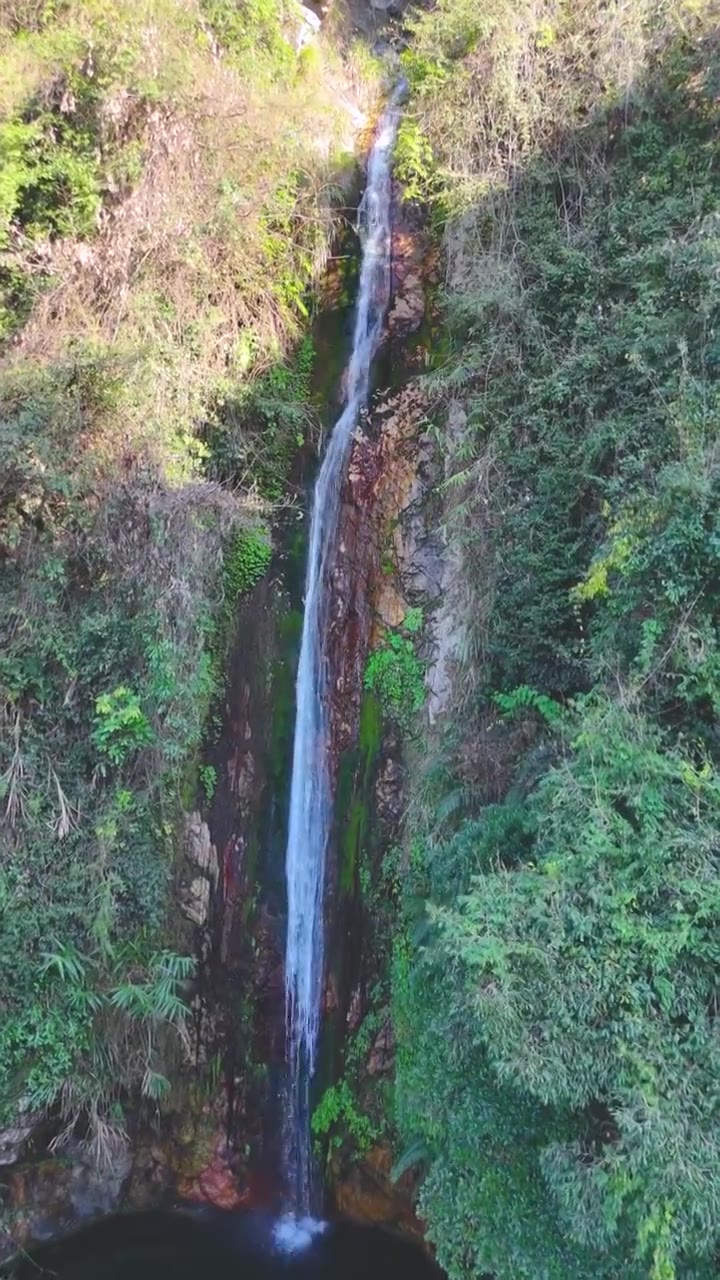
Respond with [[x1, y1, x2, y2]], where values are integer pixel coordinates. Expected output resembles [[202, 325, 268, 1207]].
[[332, 1143, 424, 1241], [177, 1138, 248, 1211]]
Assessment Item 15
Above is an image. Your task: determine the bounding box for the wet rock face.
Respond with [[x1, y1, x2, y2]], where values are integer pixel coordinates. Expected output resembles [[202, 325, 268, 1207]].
[[332, 1145, 423, 1240], [176, 1135, 249, 1211], [320, 187, 439, 1243], [0, 1091, 254, 1255], [321, 200, 433, 1039], [1, 1139, 134, 1253], [198, 573, 297, 1195], [0, 570, 296, 1256], [324, 189, 433, 772], [388, 201, 429, 339]]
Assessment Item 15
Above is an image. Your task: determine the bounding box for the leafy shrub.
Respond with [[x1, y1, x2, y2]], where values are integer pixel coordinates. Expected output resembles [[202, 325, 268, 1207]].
[[224, 527, 272, 598], [199, 763, 217, 802], [312, 1078, 377, 1156], [92, 687, 154, 767], [110, 950, 195, 1025], [365, 614, 425, 732], [401, 700, 720, 1279], [394, 118, 438, 204], [201, 0, 294, 73], [402, 605, 423, 634], [492, 685, 563, 727], [208, 337, 317, 499], [395, 4, 720, 1278], [0, 115, 102, 246]]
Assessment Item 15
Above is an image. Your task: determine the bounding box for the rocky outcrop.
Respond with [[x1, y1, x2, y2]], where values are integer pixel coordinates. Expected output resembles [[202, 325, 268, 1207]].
[[1, 1147, 131, 1251], [0, 1121, 37, 1169], [196, 565, 301, 1199], [331, 1144, 423, 1238], [347, 0, 413, 24], [324, 187, 434, 765], [175, 1135, 249, 1211]]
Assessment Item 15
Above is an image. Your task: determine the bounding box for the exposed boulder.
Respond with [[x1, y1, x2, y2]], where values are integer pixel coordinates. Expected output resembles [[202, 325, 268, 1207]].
[[0, 1121, 36, 1168], [186, 811, 219, 883], [291, 1, 322, 49], [332, 1143, 423, 1239], [182, 877, 211, 927], [367, 1019, 394, 1077]]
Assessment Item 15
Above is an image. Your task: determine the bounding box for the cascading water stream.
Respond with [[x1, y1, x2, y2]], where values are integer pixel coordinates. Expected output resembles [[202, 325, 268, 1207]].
[[283, 88, 405, 1214]]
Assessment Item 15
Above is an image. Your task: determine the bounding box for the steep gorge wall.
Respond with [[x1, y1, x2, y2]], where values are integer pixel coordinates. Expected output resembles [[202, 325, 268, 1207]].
[[314, 188, 445, 1234], [0, 1, 437, 1250]]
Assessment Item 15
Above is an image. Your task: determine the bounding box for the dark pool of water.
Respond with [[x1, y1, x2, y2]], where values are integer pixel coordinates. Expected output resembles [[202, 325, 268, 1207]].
[[4, 1209, 444, 1280]]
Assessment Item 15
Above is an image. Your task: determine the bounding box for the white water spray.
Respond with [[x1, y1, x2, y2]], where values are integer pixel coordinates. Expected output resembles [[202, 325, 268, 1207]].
[[283, 88, 405, 1212]]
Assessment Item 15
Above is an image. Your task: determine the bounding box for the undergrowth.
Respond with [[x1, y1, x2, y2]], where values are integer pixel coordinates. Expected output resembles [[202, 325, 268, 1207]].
[[0, 0, 378, 1155], [394, 2, 720, 1278], [312, 1077, 378, 1159], [364, 608, 425, 733]]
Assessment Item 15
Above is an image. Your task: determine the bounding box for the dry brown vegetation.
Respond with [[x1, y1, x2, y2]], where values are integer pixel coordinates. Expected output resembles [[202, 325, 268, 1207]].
[[2, 0, 377, 475]]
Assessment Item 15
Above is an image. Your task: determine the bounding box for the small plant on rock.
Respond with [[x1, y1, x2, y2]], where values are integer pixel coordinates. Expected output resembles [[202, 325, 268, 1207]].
[[92, 687, 153, 767], [364, 609, 425, 732], [311, 1078, 377, 1157]]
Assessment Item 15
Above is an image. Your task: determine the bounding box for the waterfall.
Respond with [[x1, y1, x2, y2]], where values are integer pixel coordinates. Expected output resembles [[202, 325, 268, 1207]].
[[283, 87, 405, 1213]]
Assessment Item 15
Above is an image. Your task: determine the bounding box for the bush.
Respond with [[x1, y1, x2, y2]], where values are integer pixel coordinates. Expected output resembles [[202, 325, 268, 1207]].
[[312, 1078, 378, 1157], [201, 0, 295, 71], [0, 0, 377, 1149], [207, 336, 317, 500], [400, 699, 720, 1279], [395, 3, 720, 1277], [223, 527, 272, 600], [0, 389, 237, 1139], [365, 613, 425, 732], [92, 687, 154, 767]]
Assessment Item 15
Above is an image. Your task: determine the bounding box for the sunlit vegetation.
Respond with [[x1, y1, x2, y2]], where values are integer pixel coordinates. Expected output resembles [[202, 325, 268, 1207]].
[[6, 0, 720, 1270], [0, 0, 377, 1152], [365, 607, 425, 733]]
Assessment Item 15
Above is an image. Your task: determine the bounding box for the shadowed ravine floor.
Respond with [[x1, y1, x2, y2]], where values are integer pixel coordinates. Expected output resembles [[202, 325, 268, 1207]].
[[4, 1208, 444, 1280]]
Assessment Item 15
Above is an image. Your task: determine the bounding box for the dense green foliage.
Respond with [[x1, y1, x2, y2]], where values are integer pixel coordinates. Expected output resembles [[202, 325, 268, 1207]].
[[365, 609, 425, 732], [398, 702, 720, 1278], [0, 364, 226, 1137], [223, 528, 273, 602], [312, 1077, 378, 1157], [394, 2, 720, 1277], [0, 0, 373, 1154], [208, 335, 317, 500]]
